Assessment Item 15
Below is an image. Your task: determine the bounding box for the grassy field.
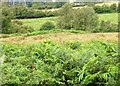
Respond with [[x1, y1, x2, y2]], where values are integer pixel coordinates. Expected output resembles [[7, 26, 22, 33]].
[[19, 17, 57, 31], [19, 13, 118, 30], [98, 13, 118, 24]]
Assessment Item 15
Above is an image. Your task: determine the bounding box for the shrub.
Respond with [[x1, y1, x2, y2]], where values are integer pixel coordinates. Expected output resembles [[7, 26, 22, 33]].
[[12, 20, 23, 25], [73, 7, 99, 31], [14, 5, 28, 19], [7, 24, 33, 34], [57, 3, 73, 29], [14, 5, 57, 19], [40, 22, 55, 30], [93, 5, 103, 13], [45, 10, 59, 17], [93, 3, 118, 13], [99, 21, 118, 32], [18, 25, 34, 33], [57, 4, 98, 31], [93, 21, 118, 32], [102, 4, 112, 13], [118, 3, 120, 13], [33, 10, 46, 18], [110, 3, 117, 12], [2, 5, 14, 34]]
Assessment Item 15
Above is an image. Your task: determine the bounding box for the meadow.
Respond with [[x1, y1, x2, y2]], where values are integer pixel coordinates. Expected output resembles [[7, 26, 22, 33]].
[[98, 13, 118, 24], [19, 13, 118, 30]]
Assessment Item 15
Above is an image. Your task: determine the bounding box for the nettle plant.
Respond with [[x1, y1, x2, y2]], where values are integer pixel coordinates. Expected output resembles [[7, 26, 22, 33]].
[[1, 41, 119, 85]]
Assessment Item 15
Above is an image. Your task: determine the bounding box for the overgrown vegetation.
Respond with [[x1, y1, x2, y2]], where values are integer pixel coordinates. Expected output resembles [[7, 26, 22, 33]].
[[93, 3, 118, 13], [40, 21, 55, 30], [2, 5, 34, 34], [2, 3, 118, 34], [14, 5, 59, 19], [1, 41, 119, 85], [57, 3, 73, 29], [57, 3, 118, 32], [1, 2, 119, 85], [2, 5, 14, 34], [73, 7, 98, 31]]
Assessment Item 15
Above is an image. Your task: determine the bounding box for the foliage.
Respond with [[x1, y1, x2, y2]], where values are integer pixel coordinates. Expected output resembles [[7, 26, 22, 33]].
[[1, 41, 119, 85], [12, 20, 23, 25], [57, 4, 99, 31], [66, 41, 81, 50], [27, 9, 46, 18], [57, 3, 73, 29], [45, 11, 59, 17], [13, 5, 58, 19], [73, 7, 98, 31], [32, 2, 66, 9], [93, 3, 118, 13], [40, 22, 55, 30], [99, 21, 118, 32], [2, 5, 14, 34], [19, 13, 118, 32], [12, 24, 34, 34], [93, 20, 118, 32], [118, 3, 120, 13], [110, 3, 117, 12]]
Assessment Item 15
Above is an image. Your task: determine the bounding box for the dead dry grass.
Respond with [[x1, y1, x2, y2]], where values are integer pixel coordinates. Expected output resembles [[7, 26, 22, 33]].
[[0, 32, 118, 44]]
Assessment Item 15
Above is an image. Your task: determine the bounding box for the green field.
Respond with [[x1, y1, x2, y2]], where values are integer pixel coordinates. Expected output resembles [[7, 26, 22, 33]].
[[98, 13, 118, 24], [19, 17, 57, 31], [19, 13, 118, 30]]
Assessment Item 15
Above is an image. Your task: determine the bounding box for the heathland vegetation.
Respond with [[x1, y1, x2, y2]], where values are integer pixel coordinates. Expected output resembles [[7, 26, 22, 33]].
[[1, 2, 119, 85]]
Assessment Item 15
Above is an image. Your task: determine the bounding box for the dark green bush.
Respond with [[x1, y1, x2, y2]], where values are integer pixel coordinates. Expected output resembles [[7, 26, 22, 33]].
[[3, 24, 33, 34], [45, 10, 59, 17], [13, 24, 34, 34], [14, 5, 28, 19], [110, 3, 117, 12], [118, 3, 120, 13], [40, 22, 55, 30], [93, 3, 118, 13], [14, 5, 58, 19], [57, 4, 98, 31], [57, 3, 73, 29], [99, 21, 118, 32], [33, 10, 46, 18], [73, 7, 98, 31], [2, 5, 14, 34], [93, 5, 103, 13], [93, 21, 118, 32]]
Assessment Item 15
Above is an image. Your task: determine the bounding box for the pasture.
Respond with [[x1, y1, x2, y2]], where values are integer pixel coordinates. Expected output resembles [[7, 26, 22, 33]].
[[98, 13, 118, 24], [19, 13, 118, 30]]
